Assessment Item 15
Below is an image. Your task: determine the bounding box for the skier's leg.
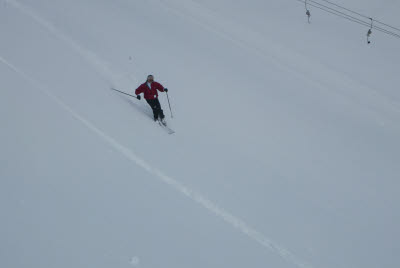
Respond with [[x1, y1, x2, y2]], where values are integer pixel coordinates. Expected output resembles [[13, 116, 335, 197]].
[[146, 99, 159, 121], [155, 98, 165, 119]]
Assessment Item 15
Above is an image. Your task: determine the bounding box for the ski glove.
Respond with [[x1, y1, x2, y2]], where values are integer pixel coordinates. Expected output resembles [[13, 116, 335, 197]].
[[136, 95, 141, 100], [164, 88, 168, 92]]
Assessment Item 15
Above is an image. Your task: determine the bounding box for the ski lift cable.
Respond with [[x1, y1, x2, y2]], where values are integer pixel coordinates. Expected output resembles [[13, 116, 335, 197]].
[[308, 0, 400, 38], [318, 0, 400, 32], [296, 0, 400, 39], [309, 0, 371, 26]]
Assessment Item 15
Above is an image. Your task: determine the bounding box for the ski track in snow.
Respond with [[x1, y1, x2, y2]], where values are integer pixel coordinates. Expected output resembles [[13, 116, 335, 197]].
[[3, 1, 315, 267], [0, 55, 313, 268], [5, 0, 119, 83]]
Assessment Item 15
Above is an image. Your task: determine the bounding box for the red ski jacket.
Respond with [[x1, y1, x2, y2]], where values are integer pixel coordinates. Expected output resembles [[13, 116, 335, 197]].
[[135, 81, 165, 100]]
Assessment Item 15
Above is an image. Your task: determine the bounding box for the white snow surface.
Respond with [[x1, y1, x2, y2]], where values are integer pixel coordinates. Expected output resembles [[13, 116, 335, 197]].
[[1, 0, 399, 268]]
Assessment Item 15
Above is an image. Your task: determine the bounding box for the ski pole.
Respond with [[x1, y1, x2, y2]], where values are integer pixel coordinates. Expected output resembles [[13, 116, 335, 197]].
[[166, 91, 173, 118], [111, 87, 139, 99]]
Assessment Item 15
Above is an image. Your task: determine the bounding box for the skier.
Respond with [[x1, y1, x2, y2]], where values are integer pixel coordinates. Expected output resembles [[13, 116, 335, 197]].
[[135, 75, 168, 124]]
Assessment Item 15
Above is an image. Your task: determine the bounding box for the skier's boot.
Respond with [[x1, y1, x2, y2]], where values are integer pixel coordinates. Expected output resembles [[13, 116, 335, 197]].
[[160, 117, 167, 126]]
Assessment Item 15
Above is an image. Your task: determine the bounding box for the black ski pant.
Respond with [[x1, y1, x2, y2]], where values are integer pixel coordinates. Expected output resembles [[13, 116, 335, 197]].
[[146, 98, 165, 120]]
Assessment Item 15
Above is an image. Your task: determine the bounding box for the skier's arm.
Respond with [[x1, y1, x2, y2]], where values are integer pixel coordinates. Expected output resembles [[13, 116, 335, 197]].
[[135, 85, 143, 100], [155, 82, 166, 92], [135, 85, 143, 95]]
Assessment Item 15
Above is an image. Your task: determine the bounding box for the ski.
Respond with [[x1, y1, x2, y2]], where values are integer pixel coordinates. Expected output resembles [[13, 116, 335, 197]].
[[158, 120, 175, 134]]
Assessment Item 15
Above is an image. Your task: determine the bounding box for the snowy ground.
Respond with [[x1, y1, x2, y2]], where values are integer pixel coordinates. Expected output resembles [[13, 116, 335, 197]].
[[1, 0, 399, 267]]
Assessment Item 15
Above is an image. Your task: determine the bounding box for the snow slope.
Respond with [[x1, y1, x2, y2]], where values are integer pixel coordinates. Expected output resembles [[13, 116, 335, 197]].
[[1, 0, 399, 267]]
